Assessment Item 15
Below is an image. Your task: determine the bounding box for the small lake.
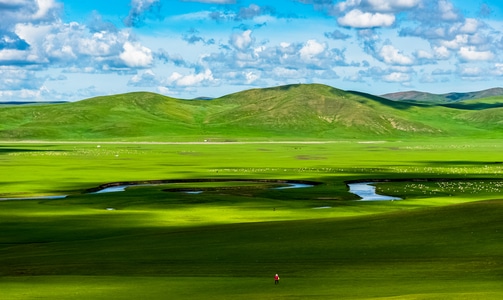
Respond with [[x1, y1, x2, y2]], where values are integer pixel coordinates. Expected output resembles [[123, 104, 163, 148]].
[[348, 182, 402, 201]]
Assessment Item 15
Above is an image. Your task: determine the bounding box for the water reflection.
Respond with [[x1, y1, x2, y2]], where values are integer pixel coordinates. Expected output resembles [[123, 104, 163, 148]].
[[348, 182, 401, 201]]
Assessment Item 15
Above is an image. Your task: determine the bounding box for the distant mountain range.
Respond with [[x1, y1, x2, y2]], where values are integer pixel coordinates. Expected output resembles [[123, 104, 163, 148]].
[[381, 88, 503, 103], [0, 101, 68, 105], [1, 84, 502, 141]]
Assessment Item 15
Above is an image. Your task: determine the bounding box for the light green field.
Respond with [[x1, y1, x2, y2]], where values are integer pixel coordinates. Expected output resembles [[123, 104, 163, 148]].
[[1, 139, 502, 299]]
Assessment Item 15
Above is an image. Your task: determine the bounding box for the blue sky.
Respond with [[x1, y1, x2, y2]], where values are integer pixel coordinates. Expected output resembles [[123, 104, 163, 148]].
[[1, 0, 503, 101]]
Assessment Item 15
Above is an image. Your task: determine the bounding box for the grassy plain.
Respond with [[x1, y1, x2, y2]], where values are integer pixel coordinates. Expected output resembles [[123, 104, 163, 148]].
[[1, 139, 502, 299]]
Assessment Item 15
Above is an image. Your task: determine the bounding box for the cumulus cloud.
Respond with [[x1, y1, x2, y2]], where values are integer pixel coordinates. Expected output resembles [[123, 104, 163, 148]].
[[378, 44, 414, 65], [13, 20, 154, 71], [438, 0, 459, 21], [458, 46, 494, 61], [166, 69, 215, 87], [120, 41, 153, 67], [195, 35, 348, 88], [0, 0, 156, 98], [128, 69, 159, 87], [492, 63, 503, 76], [3, 0, 503, 101], [229, 30, 254, 51], [0, 0, 61, 29], [354, 65, 414, 85], [338, 9, 395, 28], [299, 39, 326, 61], [383, 71, 411, 83]]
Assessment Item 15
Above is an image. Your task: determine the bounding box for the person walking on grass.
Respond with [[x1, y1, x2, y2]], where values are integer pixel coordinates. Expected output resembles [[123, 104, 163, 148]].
[[274, 274, 280, 285]]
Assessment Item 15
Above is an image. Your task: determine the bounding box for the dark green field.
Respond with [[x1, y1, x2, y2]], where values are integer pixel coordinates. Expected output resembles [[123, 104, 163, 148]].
[[1, 85, 503, 299]]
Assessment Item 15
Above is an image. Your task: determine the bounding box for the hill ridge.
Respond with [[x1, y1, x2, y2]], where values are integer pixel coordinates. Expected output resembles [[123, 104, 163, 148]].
[[1, 83, 502, 141], [381, 87, 503, 103]]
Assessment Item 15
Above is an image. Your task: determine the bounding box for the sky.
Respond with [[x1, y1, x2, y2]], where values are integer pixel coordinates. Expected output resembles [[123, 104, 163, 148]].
[[2, 0, 503, 101]]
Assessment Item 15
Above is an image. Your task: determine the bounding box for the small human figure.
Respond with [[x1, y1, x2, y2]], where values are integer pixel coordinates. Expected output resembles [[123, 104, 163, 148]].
[[274, 274, 280, 285]]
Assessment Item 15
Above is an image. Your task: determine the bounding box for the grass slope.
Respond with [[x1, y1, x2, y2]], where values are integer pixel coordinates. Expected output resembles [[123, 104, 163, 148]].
[[1, 84, 502, 141], [0, 92, 208, 141], [382, 87, 503, 103], [209, 84, 441, 138]]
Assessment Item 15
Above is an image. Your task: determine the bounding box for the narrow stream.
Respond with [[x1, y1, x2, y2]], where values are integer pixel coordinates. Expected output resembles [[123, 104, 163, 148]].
[[0, 181, 400, 201], [348, 182, 402, 201]]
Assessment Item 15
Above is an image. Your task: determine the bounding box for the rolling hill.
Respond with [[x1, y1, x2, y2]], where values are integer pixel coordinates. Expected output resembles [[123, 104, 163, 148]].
[[1, 83, 503, 141], [381, 87, 503, 103]]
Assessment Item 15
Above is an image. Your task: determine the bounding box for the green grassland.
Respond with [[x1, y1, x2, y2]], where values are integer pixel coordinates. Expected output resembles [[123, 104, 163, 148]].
[[1, 84, 503, 299], [1, 140, 502, 299]]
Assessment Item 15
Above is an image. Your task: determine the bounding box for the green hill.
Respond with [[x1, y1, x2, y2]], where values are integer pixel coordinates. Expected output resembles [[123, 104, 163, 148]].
[[1, 84, 502, 141], [381, 87, 503, 103]]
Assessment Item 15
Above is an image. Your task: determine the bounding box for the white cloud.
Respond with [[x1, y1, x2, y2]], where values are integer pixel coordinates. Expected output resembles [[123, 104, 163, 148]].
[[32, 0, 59, 21], [0, 49, 30, 64], [157, 86, 171, 95], [433, 46, 451, 59], [14, 20, 154, 71], [458, 46, 494, 61], [459, 66, 483, 77], [438, 0, 459, 21], [338, 9, 395, 28], [299, 40, 326, 61], [378, 45, 414, 65], [78, 32, 116, 57], [229, 30, 254, 51], [383, 71, 411, 82], [415, 49, 434, 60], [245, 71, 259, 84], [1, 0, 61, 29], [166, 69, 215, 87], [458, 18, 481, 34], [120, 41, 153, 67], [128, 69, 158, 86], [492, 64, 503, 76], [440, 34, 468, 50]]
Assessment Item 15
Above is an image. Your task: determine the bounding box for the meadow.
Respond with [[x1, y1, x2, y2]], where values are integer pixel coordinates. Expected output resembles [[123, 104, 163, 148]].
[[1, 139, 502, 299]]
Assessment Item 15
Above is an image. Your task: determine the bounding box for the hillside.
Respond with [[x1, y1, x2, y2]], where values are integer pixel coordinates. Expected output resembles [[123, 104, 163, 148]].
[[381, 87, 503, 103], [0, 84, 502, 141]]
